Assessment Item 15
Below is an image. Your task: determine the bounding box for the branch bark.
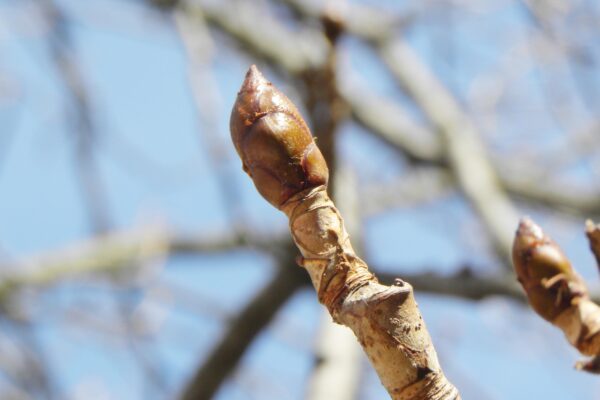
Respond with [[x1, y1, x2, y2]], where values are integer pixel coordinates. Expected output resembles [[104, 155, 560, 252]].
[[377, 39, 518, 264], [39, 0, 113, 233], [0, 227, 284, 301], [179, 252, 306, 400]]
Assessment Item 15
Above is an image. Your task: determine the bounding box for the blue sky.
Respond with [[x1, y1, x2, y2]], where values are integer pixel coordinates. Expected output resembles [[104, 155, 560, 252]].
[[0, 0, 599, 399]]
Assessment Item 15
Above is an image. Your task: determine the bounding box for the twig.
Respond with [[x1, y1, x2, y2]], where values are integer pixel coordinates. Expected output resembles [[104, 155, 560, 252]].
[[39, 0, 113, 233], [231, 66, 459, 399], [179, 255, 306, 400], [377, 39, 519, 264], [0, 226, 285, 301]]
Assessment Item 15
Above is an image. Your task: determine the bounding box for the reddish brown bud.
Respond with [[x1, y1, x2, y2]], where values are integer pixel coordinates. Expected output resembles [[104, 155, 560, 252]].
[[512, 217, 587, 322], [230, 65, 329, 208], [585, 219, 600, 274]]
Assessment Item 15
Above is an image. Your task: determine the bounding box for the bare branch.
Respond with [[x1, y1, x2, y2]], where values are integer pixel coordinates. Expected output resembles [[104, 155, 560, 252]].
[[275, 0, 518, 263], [0, 227, 285, 300], [179, 253, 306, 400], [38, 0, 113, 233], [339, 81, 444, 165], [341, 80, 600, 216], [377, 39, 519, 264], [305, 314, 361, 400], [378, 269, 524, 303], [192, 0, 325, 74], [231, 65, 459, 399], [173, 3, 247, 231], [362, 168, 454, 216]]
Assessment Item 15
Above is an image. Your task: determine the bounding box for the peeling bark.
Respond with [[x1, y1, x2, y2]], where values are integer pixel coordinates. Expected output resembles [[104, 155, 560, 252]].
[[231, 66, 459, 399]]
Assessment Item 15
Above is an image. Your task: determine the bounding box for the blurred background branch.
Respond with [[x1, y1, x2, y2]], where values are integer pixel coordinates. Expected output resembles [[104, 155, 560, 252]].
[[1, 0, 600, 398]]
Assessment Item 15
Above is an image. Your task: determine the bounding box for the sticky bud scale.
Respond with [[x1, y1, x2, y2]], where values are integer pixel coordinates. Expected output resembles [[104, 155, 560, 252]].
[[230, 65, 329, 208], [512, 217, 587, 322]]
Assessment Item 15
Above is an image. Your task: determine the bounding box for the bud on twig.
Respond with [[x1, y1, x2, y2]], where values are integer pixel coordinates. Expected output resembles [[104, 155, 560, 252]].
[[512, 217, 600, 369], [230, 65, 329, 208], [512, 217, 587, 322], [230, 65, 460, 397], [585, 220, 600, 276]]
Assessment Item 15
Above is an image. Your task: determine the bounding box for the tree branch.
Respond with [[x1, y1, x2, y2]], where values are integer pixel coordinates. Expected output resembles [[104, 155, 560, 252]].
[[39, 0, 113, 233], [179, 250, 306, 400], [339, 81, 444, 165], [342, 78, 600, 216], [231, 66, 459, 399], [376, 39, 518, 264], [0, 227, 285, 301]]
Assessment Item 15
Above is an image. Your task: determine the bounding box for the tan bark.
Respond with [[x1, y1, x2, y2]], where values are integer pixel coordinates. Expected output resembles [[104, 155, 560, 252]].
[[231, 65, 459, 399]]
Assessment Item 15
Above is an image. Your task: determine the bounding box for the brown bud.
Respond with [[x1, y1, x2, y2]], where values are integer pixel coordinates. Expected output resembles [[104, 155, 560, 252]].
[[230, 65, 329, 208], [585, 219, 600, 274], [512, 217, 587, 322]]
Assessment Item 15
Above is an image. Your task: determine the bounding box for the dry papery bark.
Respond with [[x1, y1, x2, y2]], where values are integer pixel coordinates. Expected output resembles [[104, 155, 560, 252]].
[[230, 65, 459, 400], [513, 218, 600, 373]]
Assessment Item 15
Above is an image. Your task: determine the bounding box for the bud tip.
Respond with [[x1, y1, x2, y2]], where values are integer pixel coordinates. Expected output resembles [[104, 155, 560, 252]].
[[517, 216, 544, 240], [240, 65, 268, 93], [585, 219, 598, 234]]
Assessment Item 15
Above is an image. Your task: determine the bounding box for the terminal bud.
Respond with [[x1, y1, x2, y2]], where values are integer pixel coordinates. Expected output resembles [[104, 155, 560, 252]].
[[230, 65, 329, 208]]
